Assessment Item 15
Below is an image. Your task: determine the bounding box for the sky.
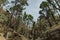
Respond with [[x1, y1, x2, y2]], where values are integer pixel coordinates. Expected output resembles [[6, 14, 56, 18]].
[[24, 0, 45, 21], [3, 0, 45, 21]]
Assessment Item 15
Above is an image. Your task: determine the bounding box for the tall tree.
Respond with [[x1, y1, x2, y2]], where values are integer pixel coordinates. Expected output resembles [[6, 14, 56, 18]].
[[23, 12, 33, 28], [0, 0, 29, 39], [6, 0, 28, 30], [40, 1, 53, 27], [47, 0, 60, 19]]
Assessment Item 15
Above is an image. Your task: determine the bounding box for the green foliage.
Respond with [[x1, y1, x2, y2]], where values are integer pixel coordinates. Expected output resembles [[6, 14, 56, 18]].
[[40, 1, 48, 9], [28, 14, 33, 21], [37, 0, 60, 40], [0, 0, 60, 40], [23, 12, 28, 21], [20, 0, 28, 6], [23, 12, 33, 27]]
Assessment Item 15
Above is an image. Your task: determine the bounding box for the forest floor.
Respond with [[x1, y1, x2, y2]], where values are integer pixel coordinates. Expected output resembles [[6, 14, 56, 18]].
[[0, 33, 28, 40]]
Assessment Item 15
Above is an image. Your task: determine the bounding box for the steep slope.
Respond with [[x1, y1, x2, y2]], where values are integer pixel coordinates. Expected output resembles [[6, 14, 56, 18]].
[[42, 23, 60, 40]]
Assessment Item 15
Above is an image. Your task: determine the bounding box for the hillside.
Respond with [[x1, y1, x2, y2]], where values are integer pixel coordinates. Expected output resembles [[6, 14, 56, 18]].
[[42, 23, 60, 40]]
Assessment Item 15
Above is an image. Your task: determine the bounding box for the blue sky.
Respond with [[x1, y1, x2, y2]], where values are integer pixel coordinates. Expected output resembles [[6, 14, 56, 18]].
[[3, 0, 45, 21], [24, 0, 45, 21]]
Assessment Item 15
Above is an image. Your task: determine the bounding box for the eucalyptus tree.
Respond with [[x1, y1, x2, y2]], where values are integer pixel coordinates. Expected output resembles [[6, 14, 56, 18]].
[[27, 14, 33, 26], [0, 0, 29, 39], [39, 0, 59, 26], [23, 13, 33, 28], [10, 0, 29, 39], [39, 1, 53, 27], [47, 0, 60, 20], [23, 12, 28, 24], [6, 0, 28, 30], [37, 0, 60, 39]]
